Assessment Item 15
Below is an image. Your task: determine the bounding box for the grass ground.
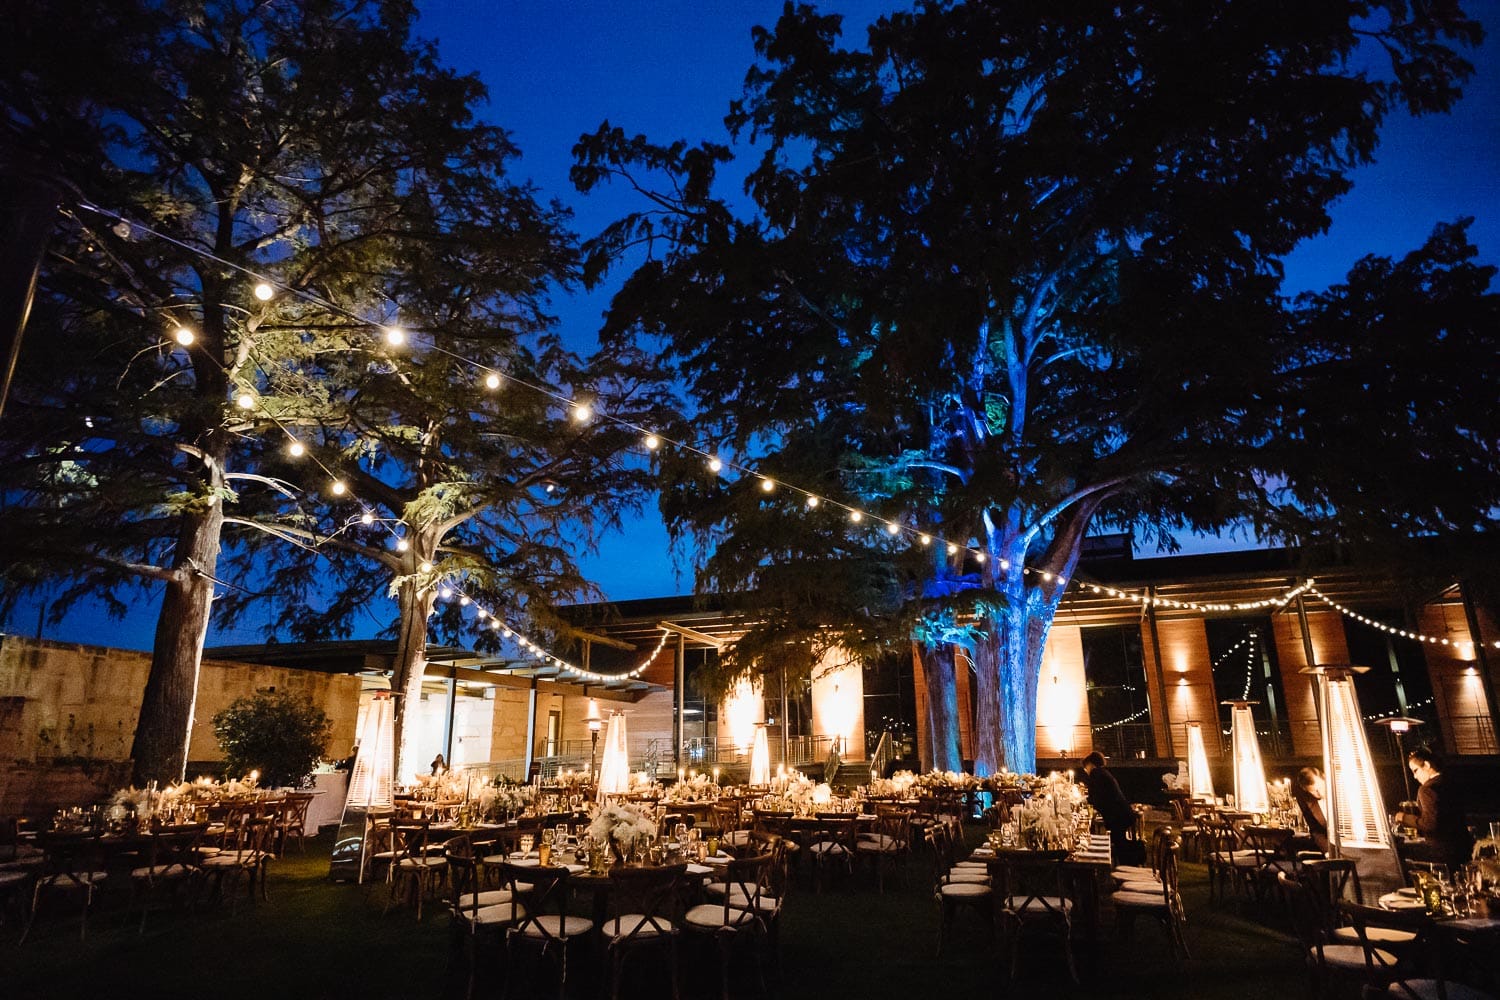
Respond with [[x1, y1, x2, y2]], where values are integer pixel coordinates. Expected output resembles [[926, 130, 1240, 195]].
[[0, 830, 1310, 1000]]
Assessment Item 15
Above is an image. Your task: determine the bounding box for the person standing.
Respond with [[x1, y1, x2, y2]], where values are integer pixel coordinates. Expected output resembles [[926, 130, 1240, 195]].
[[430, 753, 447, 776], [1394, 747, 1473, 872], [1292, 766, 1331, 856], [1081, 751, 1138, 862]]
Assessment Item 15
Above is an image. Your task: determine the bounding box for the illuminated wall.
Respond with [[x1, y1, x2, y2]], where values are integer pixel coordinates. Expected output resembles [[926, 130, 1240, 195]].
[[1141, 616, 1221, 758], [1034, 625, 1091, 757], [1419, 602, 1496, 755], [1272, 610, 1350, 756], [811, 648, 865, 759], [718, 678, 763, 752]]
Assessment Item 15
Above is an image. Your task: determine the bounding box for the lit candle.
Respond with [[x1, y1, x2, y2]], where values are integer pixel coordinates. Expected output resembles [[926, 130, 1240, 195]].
[[712, 767, 721, 784]]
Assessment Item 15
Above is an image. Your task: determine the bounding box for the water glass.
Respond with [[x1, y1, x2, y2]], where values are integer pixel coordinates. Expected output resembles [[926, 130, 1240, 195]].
[[673, 822, 688, 844], [519, 833, 534, 857]]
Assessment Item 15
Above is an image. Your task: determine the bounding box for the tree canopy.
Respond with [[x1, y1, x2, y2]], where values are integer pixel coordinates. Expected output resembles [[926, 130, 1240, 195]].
[[575, 0, 1494, 773]]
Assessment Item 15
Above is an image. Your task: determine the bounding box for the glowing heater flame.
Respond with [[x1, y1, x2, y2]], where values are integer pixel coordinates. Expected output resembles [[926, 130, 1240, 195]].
[[749, 727, 771, 786], [346, 694, 395, 809], [595, 713, 631, 802], [1324, 674, 1390, 849], [1229, 703, 1270, 813], [1186, 722, 1215, 799]]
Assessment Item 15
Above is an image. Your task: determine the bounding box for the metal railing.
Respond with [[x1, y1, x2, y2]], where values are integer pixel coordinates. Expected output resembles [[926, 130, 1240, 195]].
[[681, 733, 833, 769], [869, 731, 896, 778]]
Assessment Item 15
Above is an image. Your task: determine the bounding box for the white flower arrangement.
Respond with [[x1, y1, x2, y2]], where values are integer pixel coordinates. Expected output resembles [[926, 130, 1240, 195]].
[[869, 770, 919, 797], [588, 802, 658, 853], [110, 786, 155, 819], [663, 773, 720, 804]]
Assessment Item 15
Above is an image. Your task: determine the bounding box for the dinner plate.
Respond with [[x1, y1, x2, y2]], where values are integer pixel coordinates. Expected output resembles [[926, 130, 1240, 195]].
[[1381, 896, 1426, 911], [686, 863, 713, 876]]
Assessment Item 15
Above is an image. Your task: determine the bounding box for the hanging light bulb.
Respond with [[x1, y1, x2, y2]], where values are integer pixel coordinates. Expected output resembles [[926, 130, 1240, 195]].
[[285, 440, 305, 458], [975, 552, 987, 563], [708, 456, 723, 474], [885, 522, 900, 535], [438, 586, 452, 599], [644, 433, 660, 450], [253, 282, 274, 302], [173, 327, 194, 346], [805, 495, 820, 508], [459, 596, 471, 606], [383, 326, 406, 347], [419, 560, 432, 573], [329, 480, 347, 496], [849, 510, 863, 523], [476, 607, 488, 620], [919, 534, 931, 545], [236, 391, 256, 410], [490, 619, 501, 630], [395, 538, 409, 552], [484, 372, 501, 390], [572, 403, 592, 422], [760, 478, 775, 493], [946, 543, 958, 555], [360, 510, 375, 525]]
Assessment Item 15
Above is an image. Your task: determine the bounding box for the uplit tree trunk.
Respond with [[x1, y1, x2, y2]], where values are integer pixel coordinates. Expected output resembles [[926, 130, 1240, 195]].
[[916, 641, 962, 771], [390, 562, 438, 783], [130, 474, 225, 785]]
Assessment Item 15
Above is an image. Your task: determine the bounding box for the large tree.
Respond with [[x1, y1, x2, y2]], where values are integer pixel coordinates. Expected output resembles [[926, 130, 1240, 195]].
[[576, 1, 1494, 774], [0, 0, 589, 782]]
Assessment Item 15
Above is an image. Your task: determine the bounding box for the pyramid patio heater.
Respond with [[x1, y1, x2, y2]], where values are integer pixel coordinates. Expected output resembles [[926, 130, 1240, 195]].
[[1225, 701, 1270, 814], [749, 725, 771, 787], [329, 692, 396, 881], [1185, 721, 1215, 801]]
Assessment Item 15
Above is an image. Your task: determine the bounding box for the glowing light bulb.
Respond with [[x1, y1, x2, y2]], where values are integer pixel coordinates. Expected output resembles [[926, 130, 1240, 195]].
[[419, 561, 432, 573], [287, 440, 305, 458], [476, 607, 487, 619], [253, 282, 274, 301], [708, 456, 723, 474], [885, 522, 900, 535], [849, 511, 863, 523], [919, 534, 931, 545], [330, 480, 347, 496], [360, 511, 375, 525], [438, 587, 452, 599], [644, 433, 660, 450], [490, 619, 501, 629], [975, 552, 986, 563], [395, 538, 409, 552], [173, 327, 194, 346], [484, 372, 501, 390], [946, 543, 958, 555], [459, 596, 471, 607], [806, 496, 820, 508], [236, 392, 256, 409], [572, 403, 591, 422], [383, 326, 406, 346], [760, 478, 775, 493], [999, 559, 1010, 570]]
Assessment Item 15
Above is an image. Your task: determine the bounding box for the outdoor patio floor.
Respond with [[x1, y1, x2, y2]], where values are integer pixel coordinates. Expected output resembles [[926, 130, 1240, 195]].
[[1, 829, 1310, 999]]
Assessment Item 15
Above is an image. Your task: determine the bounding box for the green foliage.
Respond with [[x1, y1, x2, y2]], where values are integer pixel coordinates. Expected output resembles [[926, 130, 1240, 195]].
[[212, 690, 332, 789]]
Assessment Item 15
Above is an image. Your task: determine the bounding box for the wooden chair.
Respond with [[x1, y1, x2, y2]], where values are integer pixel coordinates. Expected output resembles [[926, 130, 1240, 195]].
[[444, 838, 525, 1000], [499, 862, 592, 1000], [856, 808, 911, 893], [684, 853, 773, 1000], [277, 792, 315, 854], [201, 813, 275, 912], [385, 820, 448, 921], [130, 821, 205, 934], [21, 832, 107, 943], [1112, 829, 1189, 959], [991, 850, 1077, 983], [928, 826, 993, 957], [807, 812, 858, 892], [605, 863, 687, 1000], [1278, 871, 1397, 998]]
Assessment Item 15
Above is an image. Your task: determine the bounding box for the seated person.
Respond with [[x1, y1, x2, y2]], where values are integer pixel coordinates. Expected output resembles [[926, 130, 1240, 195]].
[[1394, 747, 1473, 873], [1292, 766, 1331, 856]]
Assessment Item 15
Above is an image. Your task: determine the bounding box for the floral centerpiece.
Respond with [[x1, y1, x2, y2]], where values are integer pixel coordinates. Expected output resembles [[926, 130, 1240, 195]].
[[1016, 790, 1076, 850], [588, 802, 658, 864], [477, 779, 536, 821], [663, 773, 720, 804], [553, 770, 593, 797], [916, 769, 983, 793], [868, 770, 918, 798]]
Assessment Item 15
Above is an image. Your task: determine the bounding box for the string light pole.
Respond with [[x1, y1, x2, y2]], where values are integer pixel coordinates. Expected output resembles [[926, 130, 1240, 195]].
[[586, 698, 604, 781]]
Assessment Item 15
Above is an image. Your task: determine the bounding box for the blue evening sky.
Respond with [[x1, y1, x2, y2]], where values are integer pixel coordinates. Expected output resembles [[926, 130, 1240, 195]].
[[8, 0, 1497, 650]]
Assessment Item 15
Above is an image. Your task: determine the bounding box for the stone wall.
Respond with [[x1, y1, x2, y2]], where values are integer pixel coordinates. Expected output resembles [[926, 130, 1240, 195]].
[[0, 635, 360, 814]]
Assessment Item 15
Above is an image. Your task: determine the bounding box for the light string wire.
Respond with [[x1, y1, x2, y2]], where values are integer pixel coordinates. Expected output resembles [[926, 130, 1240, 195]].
[[1306, 585, 1500, 651]]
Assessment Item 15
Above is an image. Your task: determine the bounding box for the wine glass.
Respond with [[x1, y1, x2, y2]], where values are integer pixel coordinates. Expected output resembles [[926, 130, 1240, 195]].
[[519, 833, 534, 857]]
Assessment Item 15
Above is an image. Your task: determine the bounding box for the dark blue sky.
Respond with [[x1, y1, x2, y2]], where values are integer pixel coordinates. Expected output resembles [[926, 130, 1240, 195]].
[[10, 0, 1498, 651]]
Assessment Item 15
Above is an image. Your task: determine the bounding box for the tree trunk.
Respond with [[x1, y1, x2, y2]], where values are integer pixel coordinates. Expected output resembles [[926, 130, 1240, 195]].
[[130, 489, 224, 785], [916, 641, 962, 771], [390, 574, 437, 783]]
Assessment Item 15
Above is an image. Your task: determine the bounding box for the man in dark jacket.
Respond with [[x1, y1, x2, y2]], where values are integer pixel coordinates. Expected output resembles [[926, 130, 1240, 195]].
[[1395, 747, 1473, 872], [1081, 751, 1138, 862]]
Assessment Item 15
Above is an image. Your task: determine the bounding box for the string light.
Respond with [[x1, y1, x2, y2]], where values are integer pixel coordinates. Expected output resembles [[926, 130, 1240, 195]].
[[644, 433, 660, 450], [360, 511, 375, 525], [395, 538, 409, 552], [419, 560, 432, 573], [849, 510, 862, 523], [484, 372, 501, 390], [236, 391, 256, 409], [383, 326, 406, 347], [708, 456, 723, 474], [760, 478, 775, 493], [1078, 578, 1313, 615], [1366, 696, 1435, 722], [1307, 585, 1500, 649], [885, 522, 900, 535], [287, 440, 305, 458], [572, 403, 592, 422], [173, 327, 194, 346], [1093, 705, 1151, 731], [805, 496, 820, 509], [253, 283, 274, 302], [329, 480, 347, 496], [919, 534, 931, 545]]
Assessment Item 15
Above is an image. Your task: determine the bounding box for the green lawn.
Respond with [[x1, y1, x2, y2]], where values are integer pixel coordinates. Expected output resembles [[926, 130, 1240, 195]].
[[1, 831, 1309, 999]]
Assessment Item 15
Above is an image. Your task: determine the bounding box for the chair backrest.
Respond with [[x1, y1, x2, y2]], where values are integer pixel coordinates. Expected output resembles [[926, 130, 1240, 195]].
[[1277, 870, 1331, 962], [716, 853, 773, 926], [444, 836, 481, 918], [148, 821, 206, 869], [38, 831, 104, 885], [1338, 901, 1426, 981], [711, 804, 745, 836], [1302, 858, 1362, 934], [813, 812, 859, 850], [497, 862, 575, 941], [991, 851, 1072, 923], [282, 793, 314, 827], [609, 863, 686, 943], [1149, 830, 1183, 904], [390, 821, 432, 865]]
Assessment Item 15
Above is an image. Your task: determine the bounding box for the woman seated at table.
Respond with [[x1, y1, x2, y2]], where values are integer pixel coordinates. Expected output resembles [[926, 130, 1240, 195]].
[[1292, 766, 1330, 856]]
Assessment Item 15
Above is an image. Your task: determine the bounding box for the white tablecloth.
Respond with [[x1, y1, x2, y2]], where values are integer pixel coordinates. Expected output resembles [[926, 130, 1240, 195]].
[[306, 772, 348, 833]]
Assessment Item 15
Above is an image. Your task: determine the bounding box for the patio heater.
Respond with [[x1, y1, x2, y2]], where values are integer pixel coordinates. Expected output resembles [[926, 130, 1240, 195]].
[[1373, 716, 1425, 801], [586, 698, 604, 780], [596, 711, 631, 801], [1301, 665, 1392, 860], [1184, 721, 1215, 800], [749, 725, 771, 787], [329, 692, 395, 882], [1224, 701, 1270, 814]]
